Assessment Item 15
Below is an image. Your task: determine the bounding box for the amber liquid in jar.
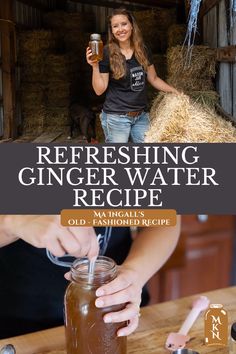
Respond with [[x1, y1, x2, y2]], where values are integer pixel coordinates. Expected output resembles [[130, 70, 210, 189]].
[[89, 33, 103, 61], [64, 256, 127, 354]]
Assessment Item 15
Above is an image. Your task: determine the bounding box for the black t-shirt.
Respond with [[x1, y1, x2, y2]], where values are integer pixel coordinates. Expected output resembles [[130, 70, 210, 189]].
[[0, 227, 132, 339], [99, 46, 153, 114]]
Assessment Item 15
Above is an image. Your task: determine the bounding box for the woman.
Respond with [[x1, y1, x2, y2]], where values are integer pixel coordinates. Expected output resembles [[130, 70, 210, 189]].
[[86, 8, 179, 143]]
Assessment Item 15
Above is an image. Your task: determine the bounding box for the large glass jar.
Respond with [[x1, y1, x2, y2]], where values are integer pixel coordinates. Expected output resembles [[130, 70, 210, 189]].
[[64, 256, 127, 354], [89, 33, 103, 61]]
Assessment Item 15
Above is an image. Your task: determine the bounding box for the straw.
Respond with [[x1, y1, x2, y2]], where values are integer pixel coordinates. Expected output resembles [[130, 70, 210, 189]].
[[87, 233, 103, 283], [88, 258, 97, 284], [146, 93, 236, 143]]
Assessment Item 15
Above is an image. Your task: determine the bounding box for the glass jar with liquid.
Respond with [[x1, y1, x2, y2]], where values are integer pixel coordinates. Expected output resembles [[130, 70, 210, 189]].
[[89, 33, 103, 61], [64, 256, 127, 354]]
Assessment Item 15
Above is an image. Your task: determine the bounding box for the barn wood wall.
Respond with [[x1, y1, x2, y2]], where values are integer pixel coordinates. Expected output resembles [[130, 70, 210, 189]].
[[0, 0, 17, 138], [0, 0, 61, 138], [202, 0, 236, 119], [14, 0, 58, 28]]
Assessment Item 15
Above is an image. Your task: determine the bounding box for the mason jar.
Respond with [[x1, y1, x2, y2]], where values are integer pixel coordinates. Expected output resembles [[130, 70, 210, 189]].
[[89, 33, 103, 61], [64, 256, 127, 354]]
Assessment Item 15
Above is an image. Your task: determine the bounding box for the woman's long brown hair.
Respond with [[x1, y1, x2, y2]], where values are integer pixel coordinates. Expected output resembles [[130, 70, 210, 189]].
[[107, 8, 150, 80]]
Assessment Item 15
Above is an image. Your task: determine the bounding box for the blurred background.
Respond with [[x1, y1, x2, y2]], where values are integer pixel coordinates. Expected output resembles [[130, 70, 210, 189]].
[[147, 215, 236, 304]]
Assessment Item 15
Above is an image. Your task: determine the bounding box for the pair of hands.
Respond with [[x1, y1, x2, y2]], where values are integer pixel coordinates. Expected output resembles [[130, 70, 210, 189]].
[[6, 215, 141, 336]]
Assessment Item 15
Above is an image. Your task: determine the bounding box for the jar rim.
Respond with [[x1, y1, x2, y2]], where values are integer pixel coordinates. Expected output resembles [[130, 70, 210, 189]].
[[71, 256, 117, 281]]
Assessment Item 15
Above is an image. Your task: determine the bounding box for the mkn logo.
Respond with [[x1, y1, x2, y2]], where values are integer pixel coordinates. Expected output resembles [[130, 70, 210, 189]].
[[210, 316, 222, 340], [205, 304, 228, 346]]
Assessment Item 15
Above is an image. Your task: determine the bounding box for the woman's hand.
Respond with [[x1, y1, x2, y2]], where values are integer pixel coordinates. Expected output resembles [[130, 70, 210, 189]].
[[171, 88, 182, 95], [3, 215, 99, 259], [86, 47, 99, 67], [95, 265, 142, 336]]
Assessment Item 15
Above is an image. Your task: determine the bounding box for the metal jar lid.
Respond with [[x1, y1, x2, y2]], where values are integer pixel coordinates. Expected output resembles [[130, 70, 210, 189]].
[[0, 344, 16, 354], [90, 33, 101, 41], [172, 350, 200, 354]]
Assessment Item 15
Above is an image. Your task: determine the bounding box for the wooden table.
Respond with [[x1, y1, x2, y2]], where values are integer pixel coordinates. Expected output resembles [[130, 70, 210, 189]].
[[0, 287, 235, 354]]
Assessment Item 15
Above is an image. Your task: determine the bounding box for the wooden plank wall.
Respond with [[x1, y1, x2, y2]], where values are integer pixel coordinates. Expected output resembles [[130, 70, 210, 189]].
[[15, 1, 42, 28], [14, 0, 58, 29], [0, 0, 60, 139], [0, 0, 17, 138], [218, 0, 232, 115], [232, 19, 236, 118], [203, 5, 218, 47], [67, 1, 110, 33], [202, 0, 236, 120]]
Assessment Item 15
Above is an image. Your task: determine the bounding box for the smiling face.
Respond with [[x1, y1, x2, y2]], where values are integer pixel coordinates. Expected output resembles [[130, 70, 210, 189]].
[[110, 14, 133, 44]]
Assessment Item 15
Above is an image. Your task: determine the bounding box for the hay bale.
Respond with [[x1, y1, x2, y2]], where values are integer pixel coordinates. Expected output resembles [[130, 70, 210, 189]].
[[167, 24, 187, 48], [167, 46, 216, 92], [20, 57, 46, 83], [167, 45, 216, 78], [168, 76, 215, 92], [134, 8, 177, 31], [22, 107, 46, 135], [146, 93, 236, 143], [45, 107, 70, 127], [46, 81, 71, 107], [18, 30, 60, 83], [21, 84, 46, 108], [45, 54, 76, 81], [134, 8, 177, 53], [22, 105, 70, 134], [189, 90, 219, 109], [18, 30, 58, 56], [20, 83, 46, 134]]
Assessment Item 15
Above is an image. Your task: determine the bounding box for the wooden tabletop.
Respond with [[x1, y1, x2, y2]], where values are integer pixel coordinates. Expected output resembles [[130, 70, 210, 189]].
[[0, 287, 235, 354]]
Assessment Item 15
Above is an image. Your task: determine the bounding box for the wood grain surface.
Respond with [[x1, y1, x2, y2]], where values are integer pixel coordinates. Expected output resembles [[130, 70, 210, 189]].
[[0, 287, 235, 353]]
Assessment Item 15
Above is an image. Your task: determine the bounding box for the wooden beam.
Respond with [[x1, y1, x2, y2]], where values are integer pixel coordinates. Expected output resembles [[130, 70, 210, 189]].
[[0, 0, 17, 139], [70, 0, 182, 9], [199, 0, 221, 18], [216, 45, 236, 62]]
